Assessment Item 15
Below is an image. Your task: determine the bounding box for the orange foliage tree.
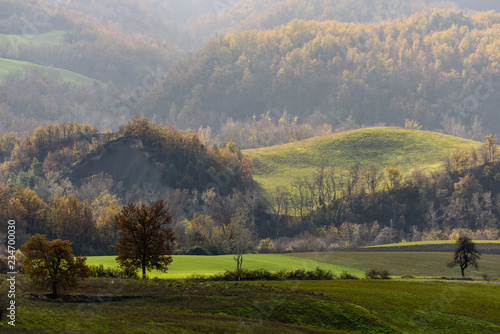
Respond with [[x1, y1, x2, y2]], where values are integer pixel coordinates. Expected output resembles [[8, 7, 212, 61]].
[[115, 199, 175, 279], [21, 234, 90, 297]]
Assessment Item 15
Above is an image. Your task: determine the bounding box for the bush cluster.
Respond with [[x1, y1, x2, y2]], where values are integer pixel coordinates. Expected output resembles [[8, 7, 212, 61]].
[[365, 268, 391, 279], [340, 271, 359, 279], [186, 246, 211, 255], [206, 267, 338, 281], [89, 265, 139, 279]]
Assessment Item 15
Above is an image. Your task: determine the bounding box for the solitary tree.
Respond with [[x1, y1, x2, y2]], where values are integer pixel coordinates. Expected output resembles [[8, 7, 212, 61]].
[[21, 234, 90, 297], [447, 237, 481, 277], [115, 200, 175, 279], [227, 209, 253, 280]]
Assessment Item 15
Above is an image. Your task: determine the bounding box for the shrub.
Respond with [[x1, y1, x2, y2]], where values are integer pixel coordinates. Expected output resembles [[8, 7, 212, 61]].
[[257, 238, 276, 253], [400, 275, 415, 279], [89, 265, 139, 279], [273, 269, 293, 280], [205, 268, 337, 281], [379, 269, 391, 279], [340, 271, 359, 279], [306, 267, 335, 280], [187, 246, 211, 255], [207, 245, 221, 255], [365, 268, 391, 279], [365, 269, 378, 279]]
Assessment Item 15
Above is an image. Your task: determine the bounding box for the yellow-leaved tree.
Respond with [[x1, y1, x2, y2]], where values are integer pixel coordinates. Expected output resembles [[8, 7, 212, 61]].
[[22, 234, 90, 297]]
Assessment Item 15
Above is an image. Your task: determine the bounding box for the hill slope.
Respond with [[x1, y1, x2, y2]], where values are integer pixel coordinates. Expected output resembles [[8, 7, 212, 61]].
[[0, 30, 67, 46], [0, 57, 101, 84], [144, 10, 500, 135], [244, 127, 481, 192]]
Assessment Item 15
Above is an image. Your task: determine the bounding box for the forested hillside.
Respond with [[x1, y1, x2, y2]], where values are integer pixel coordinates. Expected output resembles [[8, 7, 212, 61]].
[[145, 9, 500, 140], [0, 1, 500, 256], [1, 1, 500, 139], [0, 119, 499, 255], [0, 117, 253, 254], [0, 0, 179, 134]]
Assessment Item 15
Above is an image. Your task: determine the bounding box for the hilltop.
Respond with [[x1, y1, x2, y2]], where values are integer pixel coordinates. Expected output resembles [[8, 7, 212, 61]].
[[244, 127, 481, 193]]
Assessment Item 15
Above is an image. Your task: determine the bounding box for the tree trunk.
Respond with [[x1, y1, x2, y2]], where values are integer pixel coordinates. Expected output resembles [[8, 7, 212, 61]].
[[461, 266, 465, 278], [52, 282, 57, 297], [142, 264, 146, 279]]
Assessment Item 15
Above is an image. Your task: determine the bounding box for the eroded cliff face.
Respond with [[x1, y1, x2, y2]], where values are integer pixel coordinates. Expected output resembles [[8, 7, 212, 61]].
[[66, 136, 164, 188]]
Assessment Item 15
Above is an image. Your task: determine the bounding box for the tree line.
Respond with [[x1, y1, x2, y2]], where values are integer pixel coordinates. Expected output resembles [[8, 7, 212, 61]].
[[262, 135, 500, 250], [0, 117, 254, 255], [145, 9, 500, 139]]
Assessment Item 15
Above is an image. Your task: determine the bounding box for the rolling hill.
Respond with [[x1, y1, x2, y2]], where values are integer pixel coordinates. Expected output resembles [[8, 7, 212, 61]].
[[244, 127, 482, 193], [0, 57, 101, 85]]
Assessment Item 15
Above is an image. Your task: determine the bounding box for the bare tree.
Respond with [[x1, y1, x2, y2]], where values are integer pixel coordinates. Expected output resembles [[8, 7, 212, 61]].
[[425, 201, 440, 230], [363, 164, 383, 200], [447, 236, 481, 277]]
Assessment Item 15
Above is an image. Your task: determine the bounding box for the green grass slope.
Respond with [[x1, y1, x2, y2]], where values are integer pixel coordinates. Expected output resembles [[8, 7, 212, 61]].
[[0, 30, 67, 47], [244, 127, 481, 193], [288, 252, 500, 278], [367, 240, 500, 248], [0, 57, 100, 85], [4, 278, 499, 333], [86, 254, 363, 279], [258, 280, 500, 334]]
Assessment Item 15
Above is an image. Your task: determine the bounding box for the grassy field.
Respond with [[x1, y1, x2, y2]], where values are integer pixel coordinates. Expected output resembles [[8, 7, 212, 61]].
[[2, 277, 498, 333], [0, 57, 99, 85], [86, 251, 500, 279], [287, 252, 500, 278], [367, 240, 500, 247], [0, 30, 99, 84], [86, 254, 364, 279], [0, 30, 67, 47], [255, 280, 500, 334], [243, 127, 481, 193]]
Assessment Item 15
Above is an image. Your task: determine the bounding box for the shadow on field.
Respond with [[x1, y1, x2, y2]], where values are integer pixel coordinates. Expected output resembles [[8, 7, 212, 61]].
[[25, 293, 147, 303]]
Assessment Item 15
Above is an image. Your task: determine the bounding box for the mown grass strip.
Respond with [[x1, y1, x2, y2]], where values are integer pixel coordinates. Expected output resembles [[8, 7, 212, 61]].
[[85, 254, 364, 279]]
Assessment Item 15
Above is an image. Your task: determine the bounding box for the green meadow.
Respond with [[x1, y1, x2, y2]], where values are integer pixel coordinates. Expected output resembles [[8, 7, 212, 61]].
[[366, 240, 500, 247], [86, 250, 500, 279], [85, 254, 364, 278], [2, 278, 499, 333], [244, 127, 481, 193], [288, 252, 500, 278], [0, 30, 67, 47], [0, 57, 99, 85], [254, 280, 500, 334]]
